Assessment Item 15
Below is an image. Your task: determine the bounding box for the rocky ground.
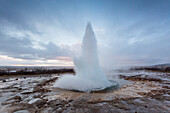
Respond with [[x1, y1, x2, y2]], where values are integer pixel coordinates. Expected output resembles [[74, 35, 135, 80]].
[[0, 70, 169, 113]]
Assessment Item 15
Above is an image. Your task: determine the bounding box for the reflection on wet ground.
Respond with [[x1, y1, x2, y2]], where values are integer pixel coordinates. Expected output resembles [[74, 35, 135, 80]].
[[0, 71, 169, 113]]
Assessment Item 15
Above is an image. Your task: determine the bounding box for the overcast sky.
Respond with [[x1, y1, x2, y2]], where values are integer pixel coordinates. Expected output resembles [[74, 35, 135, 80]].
[[0, 0, 170, 68]]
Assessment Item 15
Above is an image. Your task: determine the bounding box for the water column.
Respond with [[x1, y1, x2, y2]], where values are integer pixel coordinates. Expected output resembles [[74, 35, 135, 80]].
[[54, 23, 115, 92]]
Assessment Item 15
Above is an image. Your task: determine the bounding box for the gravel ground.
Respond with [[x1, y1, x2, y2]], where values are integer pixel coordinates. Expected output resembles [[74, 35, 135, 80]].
[[0, 71, 169, 113]]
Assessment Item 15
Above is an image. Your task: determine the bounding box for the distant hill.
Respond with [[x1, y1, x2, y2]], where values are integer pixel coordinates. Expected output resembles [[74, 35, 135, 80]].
[[154, 63, 170, 67], [130, 63, 170, 72], [0, 66, 74, 70]]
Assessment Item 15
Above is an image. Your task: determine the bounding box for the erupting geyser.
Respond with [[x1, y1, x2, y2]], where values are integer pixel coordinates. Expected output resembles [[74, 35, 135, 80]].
[[54, 22, 117, 92]]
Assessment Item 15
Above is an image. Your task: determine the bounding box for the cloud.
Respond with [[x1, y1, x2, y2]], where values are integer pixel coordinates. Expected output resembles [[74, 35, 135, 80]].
[[98, 18, 170, 67], [0, 0, 170, 67], [0, 0, 72, 62], [0, 31, 70, 60]]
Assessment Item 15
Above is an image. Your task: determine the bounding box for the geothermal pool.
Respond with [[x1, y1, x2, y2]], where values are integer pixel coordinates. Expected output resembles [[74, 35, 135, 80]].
[[0, 70, 169, 113]]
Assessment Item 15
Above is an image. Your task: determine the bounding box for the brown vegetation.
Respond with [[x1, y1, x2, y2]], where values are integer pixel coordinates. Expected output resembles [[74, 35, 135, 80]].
[[0, 68, 75, 76]]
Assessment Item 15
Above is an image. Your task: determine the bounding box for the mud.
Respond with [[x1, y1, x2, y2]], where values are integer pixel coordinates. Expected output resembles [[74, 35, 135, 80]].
[[0, 71, 169, 113]]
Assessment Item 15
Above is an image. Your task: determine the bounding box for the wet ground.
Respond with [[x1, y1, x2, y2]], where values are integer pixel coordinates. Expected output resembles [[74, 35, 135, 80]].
[[0, 71, 169, 113]]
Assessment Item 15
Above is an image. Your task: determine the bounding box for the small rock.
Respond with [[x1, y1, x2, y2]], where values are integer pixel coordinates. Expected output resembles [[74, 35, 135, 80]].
[[14, 110, 30, 113], [34, 99, 47, 108], [28, 98, 41, 104], [7, 95, 22, 101], [21, 88, 34, 94], [47, 100, 62, 107], [3, 79, 6, 82], [33, 94, 41, 98], [56, 100, 63, 106], [68, 100, 73, 102]]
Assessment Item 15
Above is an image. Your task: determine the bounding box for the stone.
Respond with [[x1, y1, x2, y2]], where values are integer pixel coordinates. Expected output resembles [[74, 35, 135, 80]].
[[8, 95, 22, 101], [34, 99, 47, 108], [28, 98, 41, 104], [14, 110, 30, 113]]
